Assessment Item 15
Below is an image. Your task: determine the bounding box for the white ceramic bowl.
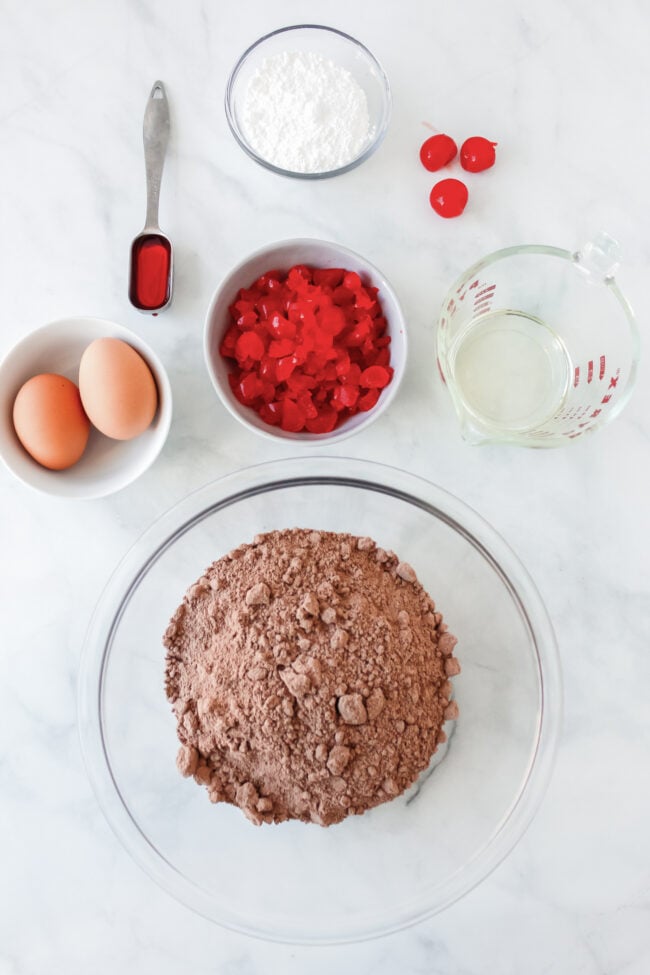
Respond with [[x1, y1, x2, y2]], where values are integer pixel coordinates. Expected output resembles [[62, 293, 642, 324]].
[[0, 317, 172, 499], [204, 238, 407, 444]]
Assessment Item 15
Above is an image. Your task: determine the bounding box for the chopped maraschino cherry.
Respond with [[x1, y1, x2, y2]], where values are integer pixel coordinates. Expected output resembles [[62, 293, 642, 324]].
[[460, 137, 497, 172], [360, 365, 391, 389], [419, 134, 457, 172], [235, 331, 264, 362], [429, 178, 469, 218], [220, 265, 394, 434]]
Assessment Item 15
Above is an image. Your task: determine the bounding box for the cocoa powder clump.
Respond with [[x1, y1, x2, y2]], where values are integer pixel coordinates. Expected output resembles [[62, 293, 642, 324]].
[[163, 528, 460, 827]]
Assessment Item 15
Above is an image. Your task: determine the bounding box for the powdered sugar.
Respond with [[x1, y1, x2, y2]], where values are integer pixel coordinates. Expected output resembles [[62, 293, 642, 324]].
[[241, 51, 373, 173]]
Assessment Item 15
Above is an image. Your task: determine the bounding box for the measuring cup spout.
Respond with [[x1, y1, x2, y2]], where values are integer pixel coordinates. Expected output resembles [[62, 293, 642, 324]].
[[573, 231, 621, 283], [457, 410, 493, 446]]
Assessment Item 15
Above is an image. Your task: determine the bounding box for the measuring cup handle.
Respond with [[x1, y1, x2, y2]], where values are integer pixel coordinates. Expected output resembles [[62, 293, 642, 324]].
[[574, 231, 621, 282]]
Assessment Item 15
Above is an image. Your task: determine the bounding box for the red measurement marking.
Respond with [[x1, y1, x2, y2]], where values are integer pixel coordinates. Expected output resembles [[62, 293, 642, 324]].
[[563, 428, 582, 437], [459, 292, 466, 301], [469, 279, 479, 289], [609, 373, 619, 389], [474, 300, 492, 313], [599, 355, 606, 379], [591, 409, 602, 418], [573, 366, 580, 387], [587, 360, 594, 383], [440, 316, 447, 329], [475, 285, 496, 301], [601, 393, 612, 404], [437, 357, 446, 384]]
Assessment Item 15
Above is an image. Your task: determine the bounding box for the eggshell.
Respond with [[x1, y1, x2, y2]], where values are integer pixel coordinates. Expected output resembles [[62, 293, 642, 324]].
[[13, 373, 90, 470], [79, 338, 158, 440]]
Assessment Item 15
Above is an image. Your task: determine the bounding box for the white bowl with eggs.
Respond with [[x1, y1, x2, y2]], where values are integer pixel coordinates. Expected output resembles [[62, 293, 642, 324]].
[[0, 317, 172, 499]]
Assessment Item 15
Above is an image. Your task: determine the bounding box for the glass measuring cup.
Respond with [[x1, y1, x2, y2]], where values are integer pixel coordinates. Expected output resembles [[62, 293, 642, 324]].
[[436, 232, 640, 446]]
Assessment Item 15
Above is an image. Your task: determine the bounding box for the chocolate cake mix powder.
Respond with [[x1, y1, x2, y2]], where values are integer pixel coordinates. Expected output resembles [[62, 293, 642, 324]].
[[163, 529, 459, 827]]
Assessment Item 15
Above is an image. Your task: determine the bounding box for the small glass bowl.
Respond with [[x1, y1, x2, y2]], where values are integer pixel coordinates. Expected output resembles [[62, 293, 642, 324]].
[[78, 458, 561, 944], [225, 25, 391, 179]]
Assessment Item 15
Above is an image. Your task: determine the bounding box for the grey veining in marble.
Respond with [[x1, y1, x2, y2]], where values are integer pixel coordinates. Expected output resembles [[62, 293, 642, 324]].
[[1, 0, 649, 973]]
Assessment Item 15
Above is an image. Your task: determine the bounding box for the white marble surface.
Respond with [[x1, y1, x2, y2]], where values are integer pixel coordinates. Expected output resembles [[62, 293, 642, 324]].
[[1, 0, 649, 971]]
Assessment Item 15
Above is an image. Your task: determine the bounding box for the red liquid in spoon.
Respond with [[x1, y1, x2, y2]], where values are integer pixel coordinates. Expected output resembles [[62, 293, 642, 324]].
[[129, 234, 172, 310]]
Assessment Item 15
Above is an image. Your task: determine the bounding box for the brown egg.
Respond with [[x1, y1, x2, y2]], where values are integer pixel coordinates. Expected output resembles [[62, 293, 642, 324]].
[[79, 338, 158, 440], [13, 373, 91, 470]]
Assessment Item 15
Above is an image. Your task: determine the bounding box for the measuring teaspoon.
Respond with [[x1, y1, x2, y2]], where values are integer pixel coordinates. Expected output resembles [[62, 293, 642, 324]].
[[129, 81, 173, 314]]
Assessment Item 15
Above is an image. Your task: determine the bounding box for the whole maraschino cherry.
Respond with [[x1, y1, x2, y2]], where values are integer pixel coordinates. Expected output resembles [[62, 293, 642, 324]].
[[429, 178, 469, 218], [419, 133, 457, 171], [460, 136, 498, 172]]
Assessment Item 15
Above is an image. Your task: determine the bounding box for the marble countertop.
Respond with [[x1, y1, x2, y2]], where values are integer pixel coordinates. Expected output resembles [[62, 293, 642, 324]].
[[2, 1, 649, 972]]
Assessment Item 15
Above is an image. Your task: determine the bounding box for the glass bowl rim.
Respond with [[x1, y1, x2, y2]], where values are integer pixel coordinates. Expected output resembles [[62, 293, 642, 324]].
[[224, 24, 392, 179], [77, 456, 562, 944]]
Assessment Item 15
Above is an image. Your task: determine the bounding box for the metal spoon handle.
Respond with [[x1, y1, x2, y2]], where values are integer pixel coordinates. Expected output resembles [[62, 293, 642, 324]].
[[143, 81, 170, 229]]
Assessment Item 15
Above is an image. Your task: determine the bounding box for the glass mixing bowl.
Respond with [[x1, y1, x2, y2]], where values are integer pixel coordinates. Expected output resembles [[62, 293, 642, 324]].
[[78, 458, 561, 944]]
